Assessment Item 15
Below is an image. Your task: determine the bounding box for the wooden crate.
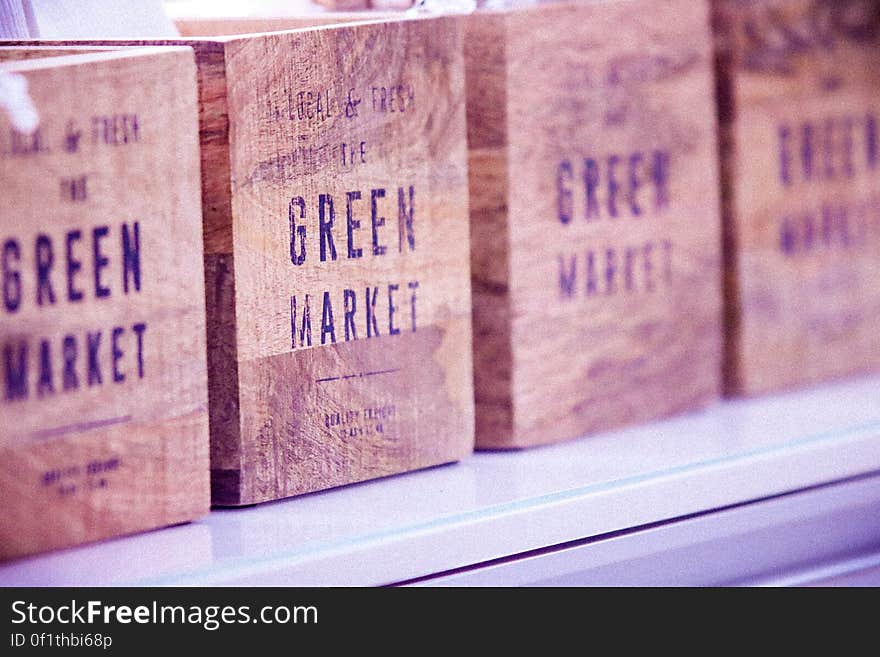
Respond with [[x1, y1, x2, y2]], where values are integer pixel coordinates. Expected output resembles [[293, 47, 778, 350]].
[[204, 17, 473, 504], [17, 16, 475, 504], [0, 47, 209, 559], [466, 1, 723, 447], [714, 0, 880, 395]]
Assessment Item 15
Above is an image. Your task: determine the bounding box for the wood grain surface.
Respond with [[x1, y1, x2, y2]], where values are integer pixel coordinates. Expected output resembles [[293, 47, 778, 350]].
[[467, 1, 723, 447], [215, 17, 474, 504], [0, 47, 209, 559], [714, 0, 880, 395]]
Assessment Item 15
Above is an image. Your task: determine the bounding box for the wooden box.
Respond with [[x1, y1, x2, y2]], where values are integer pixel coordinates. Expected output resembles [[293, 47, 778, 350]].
[[466, 1, 723, 447], [0, 47, 209, 559], [22, 17, 475, 505], [200, 18, 473, 504], [714, 0, 880, 395]]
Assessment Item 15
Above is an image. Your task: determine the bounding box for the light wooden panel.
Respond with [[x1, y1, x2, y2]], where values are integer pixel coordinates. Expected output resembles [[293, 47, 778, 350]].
[[467, 1, 723, 447], [0, 47, 209, 559]]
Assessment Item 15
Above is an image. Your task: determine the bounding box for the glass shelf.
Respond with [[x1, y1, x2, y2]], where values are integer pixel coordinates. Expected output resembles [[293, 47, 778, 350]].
[[3, 374, 879, 586]]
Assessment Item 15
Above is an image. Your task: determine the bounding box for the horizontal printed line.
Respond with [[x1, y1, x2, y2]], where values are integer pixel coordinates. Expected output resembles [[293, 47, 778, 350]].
[[29, 414, 133, 441], [316, 368, 401, 384]]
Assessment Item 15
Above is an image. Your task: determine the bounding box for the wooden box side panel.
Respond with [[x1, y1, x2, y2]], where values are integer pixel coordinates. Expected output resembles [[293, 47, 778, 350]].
[[222, 18, 473, 503], [470, 149, 515, 446], [711, 0, 745, 394], [189, 44, 244, 504], [715, 0, 880, 395], [190, 44, 235, 255], [503, 0, 723, 446], [464, 13, 515, 447], [0, 49, 209, 559], [464, 13, 509, 152]]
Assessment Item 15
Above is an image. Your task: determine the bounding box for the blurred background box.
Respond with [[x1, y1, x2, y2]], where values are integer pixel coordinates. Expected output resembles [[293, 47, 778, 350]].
[[714, 0, 880, 396], [465, 0, 723, 447], [0, 46, 209, 559]]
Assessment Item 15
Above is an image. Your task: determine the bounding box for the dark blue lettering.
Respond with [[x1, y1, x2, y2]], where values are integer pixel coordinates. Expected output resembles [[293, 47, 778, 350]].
[[585, 251, 597, 296], [842, 116, 856, 178], [408, 281, 419, 332], [605, 248, 617, 294], [66, 230, 83, 302], [801, 123, 814, 181], [624, 247, 637, 292], [87, 331, 102, 386], [346, 191, 363, 259], [398, 186, 415, 252], [371, 188, 387, 256], [320, 291, 336, 344], [62, 335, 77, 391], [652, 150, 670, 212], [291, 295, 312, 349], [93, 225, 111, 298], [628, 152, 643, 216], [289, 197, 307, 266], [111, 326, 125, 383], [780, 216, 797, 254], [559, 255, 577, 298], [3, 342, 27, 401], [388, 284, 400, 336], [38, 339, 53, 397], [557, 160, 573, 224], [35, 234, 54, 306], [344, 289, 357, 341], [803, 211, 815, 251], [133, 322, 146, 378], [2, 239, 21, 313], [366, 287, 379, 338], [122, 222, 141, 294], [319, 194, 337, 262], [584, 158, 600, 220]]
